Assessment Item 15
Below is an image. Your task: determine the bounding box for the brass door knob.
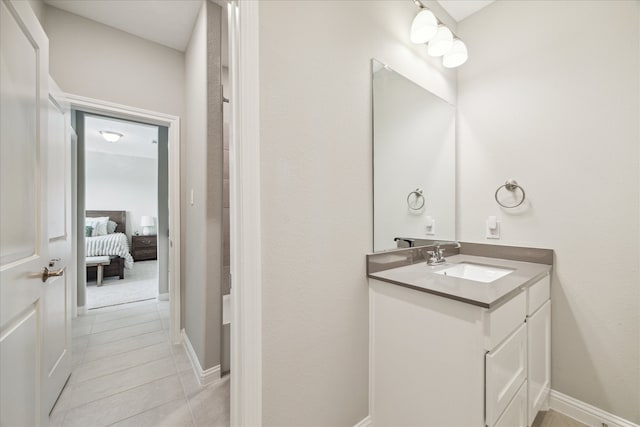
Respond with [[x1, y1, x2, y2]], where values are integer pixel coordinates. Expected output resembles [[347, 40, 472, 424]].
[[42, 266, 65, 282]]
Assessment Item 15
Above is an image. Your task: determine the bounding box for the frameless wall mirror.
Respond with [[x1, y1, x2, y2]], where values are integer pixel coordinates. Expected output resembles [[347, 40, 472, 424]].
[[372, 59, 455, 252]]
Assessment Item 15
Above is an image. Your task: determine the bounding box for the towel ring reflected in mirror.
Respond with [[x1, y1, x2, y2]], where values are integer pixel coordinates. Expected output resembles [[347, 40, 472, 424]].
[[407, 188, 425, 210], [495, 179, 526, 208]]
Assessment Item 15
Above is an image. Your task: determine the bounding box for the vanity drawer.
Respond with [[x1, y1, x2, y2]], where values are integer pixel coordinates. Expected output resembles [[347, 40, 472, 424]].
[[484, 290, 526, 350], [486, 323, 527, 427], [494, 380, 527, 427], [527, 274, 550, 315]]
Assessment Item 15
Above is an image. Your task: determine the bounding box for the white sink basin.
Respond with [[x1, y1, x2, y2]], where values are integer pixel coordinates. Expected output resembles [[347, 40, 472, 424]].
[[434, 262, 514, 283]]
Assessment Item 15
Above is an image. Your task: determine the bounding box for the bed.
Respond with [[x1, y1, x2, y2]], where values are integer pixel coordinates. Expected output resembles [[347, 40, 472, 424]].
[[85, 210, 134, 282]]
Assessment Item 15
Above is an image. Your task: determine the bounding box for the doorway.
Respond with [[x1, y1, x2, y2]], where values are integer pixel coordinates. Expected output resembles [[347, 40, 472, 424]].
[[68, 96, 182, 345], [78, 113, 168, 310]]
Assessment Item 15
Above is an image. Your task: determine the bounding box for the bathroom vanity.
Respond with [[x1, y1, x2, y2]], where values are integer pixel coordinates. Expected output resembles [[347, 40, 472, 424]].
[[368, 251, 551, 427]]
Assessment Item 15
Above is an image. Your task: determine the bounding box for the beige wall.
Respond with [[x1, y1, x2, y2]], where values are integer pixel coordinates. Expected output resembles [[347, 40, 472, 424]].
[[457, 1, 640, 422], [43, 6, 184, 119], [183, 0, 224, 370], [258, 1, 456, 424]]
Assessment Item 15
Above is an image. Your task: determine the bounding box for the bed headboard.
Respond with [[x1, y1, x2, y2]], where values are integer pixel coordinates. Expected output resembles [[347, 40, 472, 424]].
[[86, 210, 126, 234]]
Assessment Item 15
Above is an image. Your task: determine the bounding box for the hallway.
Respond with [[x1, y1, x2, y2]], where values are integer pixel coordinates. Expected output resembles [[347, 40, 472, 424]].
[[50, 300, 229, 427]]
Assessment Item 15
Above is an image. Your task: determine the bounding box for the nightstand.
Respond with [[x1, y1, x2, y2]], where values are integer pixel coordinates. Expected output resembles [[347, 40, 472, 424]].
[[131, 235, 157, 261]]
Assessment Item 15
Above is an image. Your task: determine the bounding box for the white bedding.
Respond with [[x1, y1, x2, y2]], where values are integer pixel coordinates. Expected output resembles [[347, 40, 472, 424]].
[[86, 232, 134, 268]]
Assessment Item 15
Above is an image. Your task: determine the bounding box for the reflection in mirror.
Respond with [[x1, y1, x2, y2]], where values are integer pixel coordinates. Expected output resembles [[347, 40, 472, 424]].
[[372, 59, 455, 252]]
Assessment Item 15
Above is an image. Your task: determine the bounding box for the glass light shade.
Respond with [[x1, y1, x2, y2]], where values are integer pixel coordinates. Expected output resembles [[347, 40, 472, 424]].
[[427, 25, 454, 57], [443, 39, 468, 68], [100, 131, 123, 142], [410, 9, 438, 44]]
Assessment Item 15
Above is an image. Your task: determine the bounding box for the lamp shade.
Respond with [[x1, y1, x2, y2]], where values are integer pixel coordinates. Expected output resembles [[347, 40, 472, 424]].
[[443, 39, 468, 68], [140, 216, 154, 227], [410, 9, 438, 44], [427, 25, 454, 57]]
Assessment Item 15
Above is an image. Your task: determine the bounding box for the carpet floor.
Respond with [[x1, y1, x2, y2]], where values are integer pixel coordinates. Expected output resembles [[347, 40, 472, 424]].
[[87, 260, 158, 309]]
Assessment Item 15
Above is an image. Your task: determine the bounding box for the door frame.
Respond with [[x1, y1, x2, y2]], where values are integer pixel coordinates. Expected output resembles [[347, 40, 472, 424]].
[[65, 94, 182, 345], [229, 0, 262, 425]]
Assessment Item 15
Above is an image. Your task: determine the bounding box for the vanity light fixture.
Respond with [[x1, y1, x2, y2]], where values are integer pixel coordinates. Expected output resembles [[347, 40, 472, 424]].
[[99, 131, 123, 142], [443, 39, 468, 68], [427, 25, 454, 57], [411, 0, 468, 68], [410, 9, 438, 44]]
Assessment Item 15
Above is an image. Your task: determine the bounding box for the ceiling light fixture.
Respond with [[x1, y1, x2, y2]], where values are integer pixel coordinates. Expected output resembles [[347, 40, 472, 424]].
[[411, 1, 468, 68], [100, 131, 123, 143]]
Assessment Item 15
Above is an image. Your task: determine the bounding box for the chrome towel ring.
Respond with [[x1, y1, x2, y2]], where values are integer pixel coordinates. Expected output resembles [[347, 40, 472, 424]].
[[407, 188, 425, 210], [495, 179, 526, 208]]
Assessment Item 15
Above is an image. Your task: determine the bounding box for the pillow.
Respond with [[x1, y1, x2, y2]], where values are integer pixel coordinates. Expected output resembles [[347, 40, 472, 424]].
[[107, 220, 117, 234], [85, 225, 93, 237], [85, 216, 109, 236]]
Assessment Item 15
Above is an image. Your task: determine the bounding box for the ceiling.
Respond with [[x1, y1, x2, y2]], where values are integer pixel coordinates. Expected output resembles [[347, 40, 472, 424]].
[[85, 115, 159, 160], [44, 0, 202, 52], [436, 0, 495, 22]]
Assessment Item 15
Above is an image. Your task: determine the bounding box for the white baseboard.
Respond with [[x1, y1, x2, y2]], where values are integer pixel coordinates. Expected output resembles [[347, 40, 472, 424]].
[[181, 329, 221, 386], [157, 292, 169, 301], [354, 415, 371, 427], [550, 389, 639, 427]]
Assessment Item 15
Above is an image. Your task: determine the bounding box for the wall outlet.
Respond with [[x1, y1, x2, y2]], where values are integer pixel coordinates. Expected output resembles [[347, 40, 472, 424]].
[[486, 216, 500, 239], [425, 216, 436, 236]]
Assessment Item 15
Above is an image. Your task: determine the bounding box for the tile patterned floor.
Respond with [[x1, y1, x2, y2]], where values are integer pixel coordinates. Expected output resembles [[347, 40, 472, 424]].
[[51, 299, 230, 427], [532, 410, 589, 427]]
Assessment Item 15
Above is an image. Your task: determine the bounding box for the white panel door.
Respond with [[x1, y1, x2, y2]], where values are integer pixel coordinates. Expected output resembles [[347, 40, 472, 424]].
[[43, 79, 73, 415], [528, 301, 551, 425], [0, 1, 50, 426]]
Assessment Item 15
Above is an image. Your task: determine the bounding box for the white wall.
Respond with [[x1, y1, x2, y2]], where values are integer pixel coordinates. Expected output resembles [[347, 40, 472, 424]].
[[457, 1, 640, 422], [43, 6, 184, 119], [258, 1, 456, 424], [85, 151, 157, 241]]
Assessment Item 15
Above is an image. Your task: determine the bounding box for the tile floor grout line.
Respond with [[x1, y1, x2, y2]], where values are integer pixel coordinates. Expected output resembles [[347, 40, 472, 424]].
[[89, 313, 161, 334], [71, 352, 174, 386], [65, 369, 178, 413], [85, 321, 164, 347], [77, 335, 168, 366], [101, 397, 190, 427], [73, 320, 157, 340], [90, 309, 161, 325], [174, 351, 199, 427]]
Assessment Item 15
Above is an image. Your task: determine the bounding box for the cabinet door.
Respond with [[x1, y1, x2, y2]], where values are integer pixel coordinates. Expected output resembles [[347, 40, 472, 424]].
[[495, 381, 527, 427], [528, 300, 551, 425], [486, 324, 527, 427]]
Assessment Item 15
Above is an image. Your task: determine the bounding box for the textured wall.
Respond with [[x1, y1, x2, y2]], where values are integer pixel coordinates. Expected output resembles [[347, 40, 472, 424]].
[[183, 0, 223, 370], [258, 1, 456, 424], [457, 1, 640, 422]]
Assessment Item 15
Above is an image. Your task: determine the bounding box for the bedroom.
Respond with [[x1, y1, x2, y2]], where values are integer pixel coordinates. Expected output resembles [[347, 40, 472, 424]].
[[82, 114, 167, 310]]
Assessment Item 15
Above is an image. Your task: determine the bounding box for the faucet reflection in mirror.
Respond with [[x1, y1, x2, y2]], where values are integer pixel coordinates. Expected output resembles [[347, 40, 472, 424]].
[[410, 1, 468, 68], [372, 59, 455, 252]]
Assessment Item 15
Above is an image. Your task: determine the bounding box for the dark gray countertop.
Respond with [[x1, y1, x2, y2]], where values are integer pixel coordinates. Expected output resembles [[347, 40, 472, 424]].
[[368, 254, 551, 309]]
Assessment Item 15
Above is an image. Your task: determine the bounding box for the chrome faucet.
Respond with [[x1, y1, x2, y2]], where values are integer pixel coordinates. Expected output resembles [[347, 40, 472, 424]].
[[426, 241, 461, 265], [394, 237, 416, 248]]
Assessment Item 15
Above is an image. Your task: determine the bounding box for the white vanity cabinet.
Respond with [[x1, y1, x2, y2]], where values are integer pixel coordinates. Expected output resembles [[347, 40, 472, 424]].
[[369, 273, 550, 427]]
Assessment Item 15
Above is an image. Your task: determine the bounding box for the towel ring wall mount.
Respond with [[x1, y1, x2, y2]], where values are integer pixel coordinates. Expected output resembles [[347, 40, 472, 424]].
[[495, 179, 526, 208], [407, 188, 425, 210]]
